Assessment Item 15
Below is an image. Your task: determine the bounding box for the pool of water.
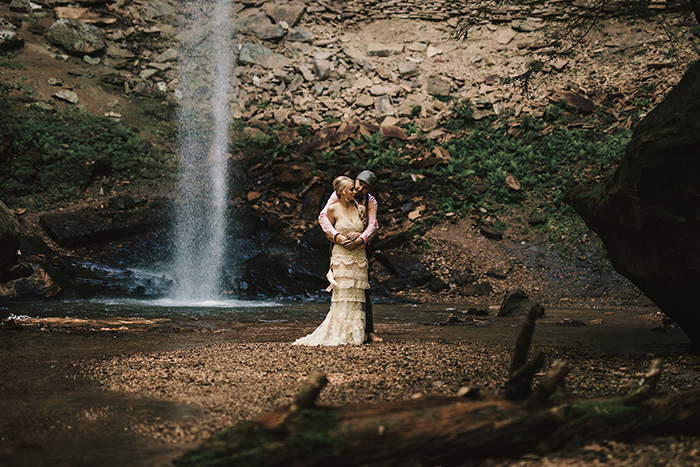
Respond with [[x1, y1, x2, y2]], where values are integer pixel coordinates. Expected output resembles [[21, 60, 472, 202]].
[[0, 299, 466, 323]]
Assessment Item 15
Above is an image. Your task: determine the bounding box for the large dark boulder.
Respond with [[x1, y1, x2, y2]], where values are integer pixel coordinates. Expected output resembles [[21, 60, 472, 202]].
[[375, 252, 432, 286], [497, 288, 544, 318], [0, 200, 19, 274], [567, 60, 700, 345], [40, 200, 168, 248]]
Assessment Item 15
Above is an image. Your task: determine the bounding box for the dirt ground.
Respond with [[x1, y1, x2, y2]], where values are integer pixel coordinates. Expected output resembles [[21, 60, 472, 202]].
[[2, 304, 699, 466]]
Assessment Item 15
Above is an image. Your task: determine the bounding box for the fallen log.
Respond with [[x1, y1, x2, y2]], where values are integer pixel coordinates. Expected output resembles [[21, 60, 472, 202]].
[[176, 313, 699, 466], [177, 369, 700, 467]]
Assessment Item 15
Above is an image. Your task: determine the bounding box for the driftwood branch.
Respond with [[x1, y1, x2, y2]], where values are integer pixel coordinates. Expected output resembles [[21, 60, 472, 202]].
[[504, 352, 544, 400], [525, 359, 571, 409], [285, 370, 327, 420], [505, 306, 543, 400], [624, 358, 664, 405]]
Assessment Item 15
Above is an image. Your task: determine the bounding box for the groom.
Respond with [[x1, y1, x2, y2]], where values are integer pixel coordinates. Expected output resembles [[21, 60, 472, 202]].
[[318, 170, 382, 343]]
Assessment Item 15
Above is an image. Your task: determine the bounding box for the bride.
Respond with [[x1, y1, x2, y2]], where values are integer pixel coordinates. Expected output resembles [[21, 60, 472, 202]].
[[293, 176, 370, 346]]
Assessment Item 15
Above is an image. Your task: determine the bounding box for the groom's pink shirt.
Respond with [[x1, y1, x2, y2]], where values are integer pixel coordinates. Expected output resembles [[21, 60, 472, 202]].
[[318, 192, 378, 244]]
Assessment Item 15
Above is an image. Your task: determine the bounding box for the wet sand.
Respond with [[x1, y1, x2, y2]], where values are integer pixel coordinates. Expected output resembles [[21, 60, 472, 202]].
[[1, 305, 699, 466]]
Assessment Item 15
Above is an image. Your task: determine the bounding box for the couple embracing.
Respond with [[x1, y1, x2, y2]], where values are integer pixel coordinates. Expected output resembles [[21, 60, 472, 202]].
[[293, 171, 383, 346]]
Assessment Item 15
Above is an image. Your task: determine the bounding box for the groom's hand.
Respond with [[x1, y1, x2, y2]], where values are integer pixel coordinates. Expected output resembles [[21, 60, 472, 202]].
[[336, 234, 354, 248], [348, 237, 365, 250]]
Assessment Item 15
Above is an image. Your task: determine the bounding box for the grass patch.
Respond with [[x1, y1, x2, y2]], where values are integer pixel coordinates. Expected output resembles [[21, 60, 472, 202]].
[[0, 83, 176, 209]]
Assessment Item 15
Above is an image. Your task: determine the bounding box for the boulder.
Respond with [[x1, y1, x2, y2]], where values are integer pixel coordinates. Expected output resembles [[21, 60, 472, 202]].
[[0, 200, 19, 274], [451, 268, 473, 285], [0, 19, 23, 51], [10, 0, 32, 13], [40, 202, 167, 248], [0, 264, 61, 300], [238, 42, 292, 69], [271, 162, 314, 185], [428, 276, 449, 292], [567, 60, 700, 346], [234, 12, 285, 40], [497, 287, 544, 317], [46, 19, 106, 56], [44, 258, 169, 298], [460, 282, 493, 297], [301, 186, 326, 220], [263, 2, 306, 27], [375, 252, 431, 286]]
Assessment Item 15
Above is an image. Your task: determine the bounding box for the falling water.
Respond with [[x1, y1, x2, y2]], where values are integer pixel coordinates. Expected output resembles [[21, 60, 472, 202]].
[[172, 0, 235, 302]]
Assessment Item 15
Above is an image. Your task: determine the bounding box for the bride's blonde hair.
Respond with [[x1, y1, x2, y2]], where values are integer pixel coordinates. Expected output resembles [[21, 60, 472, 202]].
[[333, 175, 368, 228], [333, 176, 354, 196]]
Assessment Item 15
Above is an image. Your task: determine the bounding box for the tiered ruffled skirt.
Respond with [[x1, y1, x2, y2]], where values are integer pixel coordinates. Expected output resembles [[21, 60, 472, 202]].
[[293, 244, 369, 346]]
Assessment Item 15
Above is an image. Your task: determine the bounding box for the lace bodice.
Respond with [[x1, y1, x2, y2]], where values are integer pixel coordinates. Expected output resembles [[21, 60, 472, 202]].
[[334, 210, 364, 236]]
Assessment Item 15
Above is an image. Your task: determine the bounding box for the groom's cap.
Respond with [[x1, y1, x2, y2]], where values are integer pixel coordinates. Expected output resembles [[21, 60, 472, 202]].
[[357, 170, 377, 187]]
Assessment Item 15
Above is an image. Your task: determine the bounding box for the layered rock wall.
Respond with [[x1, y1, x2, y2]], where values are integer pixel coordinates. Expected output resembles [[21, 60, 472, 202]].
[[568, 60, 700, 344]]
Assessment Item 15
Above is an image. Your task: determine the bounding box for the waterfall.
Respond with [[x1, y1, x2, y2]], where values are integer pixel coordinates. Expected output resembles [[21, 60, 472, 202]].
[[172, 0, 235, 302]]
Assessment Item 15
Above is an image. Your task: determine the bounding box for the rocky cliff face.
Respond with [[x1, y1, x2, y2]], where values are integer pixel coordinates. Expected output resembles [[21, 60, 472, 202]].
[[568, 60, 700, 345], [0, 0, 697, 305]]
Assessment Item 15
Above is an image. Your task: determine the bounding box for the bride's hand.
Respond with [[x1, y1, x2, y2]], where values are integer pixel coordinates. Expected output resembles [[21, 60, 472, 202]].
[[346, 232, 359, 241]]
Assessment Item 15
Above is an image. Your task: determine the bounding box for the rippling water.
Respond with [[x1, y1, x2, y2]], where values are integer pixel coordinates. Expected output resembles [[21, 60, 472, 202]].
[[0, 299, 465, 323]]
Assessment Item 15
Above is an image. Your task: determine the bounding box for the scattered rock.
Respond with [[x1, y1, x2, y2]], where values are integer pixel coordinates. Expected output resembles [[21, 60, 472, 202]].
[[9, 0, 31, 13], [53, 90, 80, 104], [427, 78, 451, 97], [428, 276, 449, 292], [497, 288, 544, 317], [0, 265, 61, 300], [238, 42, 291, 69], [479, 225, 503, 240], [46, 19, 106, 56], [485, 267, 508, 279], [235, 12, 285, 40], [0, 19, 23, 51], [451, 268, 473, 285], [271, 162, 314, 185], [374, 95, 396, 117], [398, 61, 419, 78], [287, 27, 313, 42], [553, 90, 595, 114], [263, 2, 306, 27], [558, 318, 587, 326], [376, 252, 432, 286], [460, 282, 493, 297]]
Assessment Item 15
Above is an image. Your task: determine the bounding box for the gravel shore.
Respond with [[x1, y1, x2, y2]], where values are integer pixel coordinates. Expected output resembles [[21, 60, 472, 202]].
[[4, 306, 700, 466]]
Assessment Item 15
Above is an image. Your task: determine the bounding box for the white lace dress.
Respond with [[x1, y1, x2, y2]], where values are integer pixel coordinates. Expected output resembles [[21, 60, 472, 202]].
[[293, 214, 369, 346]]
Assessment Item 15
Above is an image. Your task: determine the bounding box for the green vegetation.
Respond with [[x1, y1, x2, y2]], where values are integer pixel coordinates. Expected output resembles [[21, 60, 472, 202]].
[[0, 64, 639, 250], [177, 409, 341, 467], [570, 398, 643, 422], [0, 83, 176, 209], [238, 98, 632, 248], [0, 51, 26, 70]]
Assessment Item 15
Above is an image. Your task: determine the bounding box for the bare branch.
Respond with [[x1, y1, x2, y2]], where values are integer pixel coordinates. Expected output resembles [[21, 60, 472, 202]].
[[286, 370, 328, 420]]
